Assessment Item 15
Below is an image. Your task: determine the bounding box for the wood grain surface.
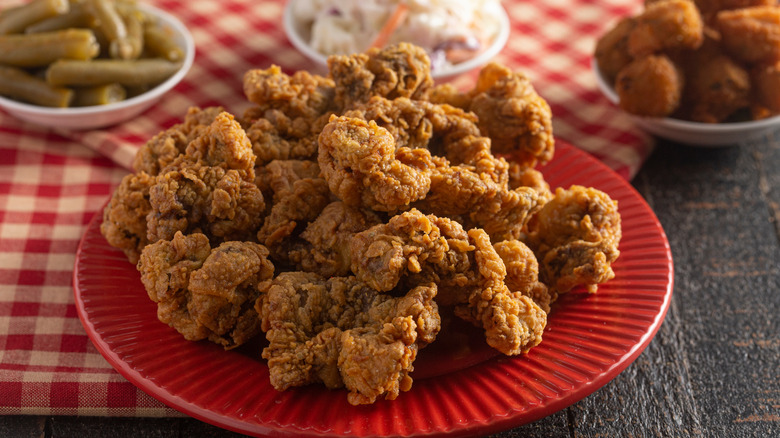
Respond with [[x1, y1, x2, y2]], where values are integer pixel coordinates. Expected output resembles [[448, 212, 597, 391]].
[[2, 133, 778, 437]]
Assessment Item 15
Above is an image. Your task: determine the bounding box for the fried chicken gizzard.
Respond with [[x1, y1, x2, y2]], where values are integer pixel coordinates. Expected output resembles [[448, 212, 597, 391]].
[[259, 272, 440, 405], [100, 42, 623, 405]]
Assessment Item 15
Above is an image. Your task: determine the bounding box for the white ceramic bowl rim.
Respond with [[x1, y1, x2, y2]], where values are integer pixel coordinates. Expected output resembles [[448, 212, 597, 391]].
[[591, 58, 780, 133], [282, 0, 510, 78], [0, 3, 194, 118]]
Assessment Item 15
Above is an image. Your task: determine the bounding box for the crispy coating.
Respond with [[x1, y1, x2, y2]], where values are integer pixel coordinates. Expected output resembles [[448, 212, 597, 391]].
[[146, 112, 265, 244], [716, 6, 780, 64], [318, 115, 437, 212], [256, 176, 332, 248], [349, 209, 546, 355], [242, 109, 328, 166], [453, 229, 547, 355], [241, 65, 336, 165], [600, 3, 780, 121], [508, 162, 553, 202], [319, 115, 542, 239], [139, 231, 274, 349], [429, 63, 555, 167], [102, 111, 265, 263], [615, 54, 683, 117], [752, 61, 780, 114], [526, 186, 622, 294], [287, 201, 383, 277], [629, 0, 704, 57], [464, 63, 555, 166], [495, 239, 555, 313], [328, 42, 433, 110], [349, 209, 474, 294], [258, 272, 440, 405], [100, 171, 155, 264], [422, 163, 543, 241], [344, 96, 493, 166], [133, 106, 225, 175], [694, 0, 777, 21], [100, 42, 631, 404], [241, 43, 434, 166], [243, 65, 336, 120], [595, 17, 638, 84], [254, 159, 331, 249], [254, 159, 322, 201], [679, 52, 751, 123]]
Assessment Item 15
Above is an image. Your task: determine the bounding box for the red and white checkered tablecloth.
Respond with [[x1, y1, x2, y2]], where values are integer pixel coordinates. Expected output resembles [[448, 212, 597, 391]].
[[0, 0, 648, 417]]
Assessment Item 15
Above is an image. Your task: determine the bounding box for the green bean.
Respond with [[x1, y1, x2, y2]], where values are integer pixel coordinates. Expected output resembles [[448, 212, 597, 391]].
[[0, 65, 73, 107], [0, 28, 99, 67], [143, 24, 183, 62], [86, 0, 133, 59], [0, 0, 69, 35], [113, 6, 143, 60], [24, 4, 95, 33], [46, 58, 182, 87], [72, 82, 125, 106]]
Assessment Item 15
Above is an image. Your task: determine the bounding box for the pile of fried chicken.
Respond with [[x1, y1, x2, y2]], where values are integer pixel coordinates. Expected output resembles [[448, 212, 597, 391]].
[[101, 43, 621, 405], [595, 0, 780, 122]]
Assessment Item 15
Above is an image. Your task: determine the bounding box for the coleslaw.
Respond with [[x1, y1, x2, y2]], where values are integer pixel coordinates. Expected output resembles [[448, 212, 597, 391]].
[[290, 0, 505, 71]]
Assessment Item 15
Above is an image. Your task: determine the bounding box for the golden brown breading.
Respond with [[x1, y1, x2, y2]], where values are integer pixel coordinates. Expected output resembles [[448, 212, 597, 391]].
[[526, 185, 622, 294], [508, 162, 553, 202], [716, 6, 780, 65], [421, 163, 542, 242], [139, 231, 274, 349], [319, 115, 542, 239], [615, 54, 683, 117], [242, 110, 326, 166], [694, 0, 777, 22], [495, 239, 555, 313], [328, 42, 433, 110], [256, 176, 332, 248], [679, 52, 751, 123], [146, 112, 265, 244], [464, 63, 555, 166], [132, 106, 225, 175], [345, 96, 494, 166], [99, 42, 631, 405], [430, 62, 555, 168], [595, 17, 638, 84], [629, 0, 704, 57], [100, 171, 155, 264], [349, 209, 546, 355], [254, 159, 322, 202], [349, 209, 474, 294], [243, 64, 336, 120], [241, 65, 337, 166], [286, 201, 383, 277], [318, 115, 437, 212], [453, 229, 546, 355], [752, 60, 780, 115], [258, 272, 440, 405]]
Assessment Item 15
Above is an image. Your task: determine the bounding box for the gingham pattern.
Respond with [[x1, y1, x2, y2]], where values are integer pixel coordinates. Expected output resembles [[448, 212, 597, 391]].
[[0, 0, 649, 416]]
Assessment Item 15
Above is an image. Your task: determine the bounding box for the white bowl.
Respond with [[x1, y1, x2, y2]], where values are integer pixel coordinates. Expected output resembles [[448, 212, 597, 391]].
[[592, 58, 780, 147], [0, 3, 194, 131], [282, 0, 510, 80]]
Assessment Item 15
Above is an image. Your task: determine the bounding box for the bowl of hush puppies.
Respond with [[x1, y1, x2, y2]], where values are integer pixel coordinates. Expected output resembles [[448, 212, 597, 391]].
[[593, 0, 780, 147]]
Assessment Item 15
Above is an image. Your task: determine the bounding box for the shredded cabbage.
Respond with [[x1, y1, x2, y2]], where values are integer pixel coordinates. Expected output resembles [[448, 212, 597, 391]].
[[292, 0, 504, 71]]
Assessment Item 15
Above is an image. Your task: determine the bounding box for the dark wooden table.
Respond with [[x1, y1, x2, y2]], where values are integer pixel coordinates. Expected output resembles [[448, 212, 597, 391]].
[[2, 132, 779, 437]]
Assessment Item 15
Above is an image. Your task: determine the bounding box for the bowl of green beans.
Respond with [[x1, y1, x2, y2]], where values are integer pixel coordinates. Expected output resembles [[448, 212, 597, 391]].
[[0, 0, 194, 130]]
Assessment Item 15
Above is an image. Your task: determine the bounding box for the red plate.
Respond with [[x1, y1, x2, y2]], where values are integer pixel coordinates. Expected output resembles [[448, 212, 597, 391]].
[[74, 141, 673, 437]]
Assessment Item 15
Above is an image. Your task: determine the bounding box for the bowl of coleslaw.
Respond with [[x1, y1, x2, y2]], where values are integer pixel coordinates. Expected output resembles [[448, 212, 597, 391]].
[[283, 0, 510, 79]]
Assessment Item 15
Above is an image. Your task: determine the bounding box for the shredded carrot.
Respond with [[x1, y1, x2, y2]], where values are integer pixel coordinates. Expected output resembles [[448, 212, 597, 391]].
[[370, 2, 409, 49]]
